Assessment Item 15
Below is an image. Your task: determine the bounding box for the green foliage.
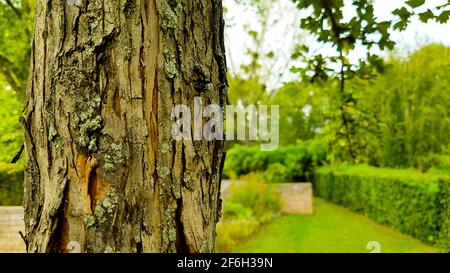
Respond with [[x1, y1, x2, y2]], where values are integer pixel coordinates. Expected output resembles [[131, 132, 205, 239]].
[[0, 163, 23, 206], [292, 0, 450, 81], [364, 45, 450, 167], [0, 1, 32, 205], [227, 74, 268, 106], [222, 201, 254, 220], [314, 165, 450, 250], [274, 44, 450, 168], [436, 155, 450, 174], [0, 2, 29, 197], [216, 173, 282, 252], [438, 179, 450, 250], [0, 85, 24, 165], [290, 0, 450, 164], [0, 0, 35, 99], [290, 0, 399, 162], [228, 173, 282, 222], [412, 154, 449, 173], [269, 81, 329, 145], [263, 163, 289, 184], [215, 216, 259, 253], [227, 1, 450, 169], [394, 0, 450, 28], [224, 141, 328, 182]]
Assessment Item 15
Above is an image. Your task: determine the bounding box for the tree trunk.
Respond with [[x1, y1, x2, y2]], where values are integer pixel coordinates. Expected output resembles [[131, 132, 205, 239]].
[[22, 0, 227, 253]]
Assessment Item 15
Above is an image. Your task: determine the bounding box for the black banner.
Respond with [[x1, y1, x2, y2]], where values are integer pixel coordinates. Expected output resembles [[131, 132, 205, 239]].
[[0, 253, 448, 272]]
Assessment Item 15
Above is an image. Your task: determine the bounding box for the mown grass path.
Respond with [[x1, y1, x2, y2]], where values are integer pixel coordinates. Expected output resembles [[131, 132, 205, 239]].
[[231, 198, 442, 253]]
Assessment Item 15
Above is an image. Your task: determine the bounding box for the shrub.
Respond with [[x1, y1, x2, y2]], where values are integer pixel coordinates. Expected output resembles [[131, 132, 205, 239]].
[[215, 173, 282, 252], [215, 217, 259, 252], [413, 154, 449, 173], [263, 163, 291, 183], [222, 201, 253, 219], [435, 155, 450, 174], [228, 173, 282, 223], [314, 165, 450, 251], [223, 141, 328, 182], [0, 163, 24, 206]]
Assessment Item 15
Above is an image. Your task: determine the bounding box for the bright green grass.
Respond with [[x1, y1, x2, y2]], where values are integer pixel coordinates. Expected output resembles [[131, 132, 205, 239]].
[[230, 198, 442, 253]]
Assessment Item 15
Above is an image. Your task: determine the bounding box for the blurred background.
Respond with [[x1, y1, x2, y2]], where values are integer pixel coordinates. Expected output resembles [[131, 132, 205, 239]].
[[0, 0, 449, 253]]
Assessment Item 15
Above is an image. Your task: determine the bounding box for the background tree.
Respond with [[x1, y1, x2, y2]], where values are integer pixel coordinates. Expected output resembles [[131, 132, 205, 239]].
[[225, 0, 303, 106], [291, 0, 450, 164], [0, 0, 34, 100], [22, 0, 227, 253], [363, 44, 450, 167]]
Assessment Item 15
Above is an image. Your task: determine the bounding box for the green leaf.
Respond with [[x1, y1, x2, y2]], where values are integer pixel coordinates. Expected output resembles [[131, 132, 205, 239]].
[[393, 20, 408, 31], [437, 10, 450, 23], [393, 7, 412, 20], [406, 0, 425, 8], [419, 10, 434, 23], [248, 30, 258, 40], [376, 21, 390, 34]]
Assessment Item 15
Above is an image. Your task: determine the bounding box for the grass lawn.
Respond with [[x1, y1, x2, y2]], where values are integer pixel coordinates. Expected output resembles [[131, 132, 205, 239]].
[[230, 198, 442, 253]]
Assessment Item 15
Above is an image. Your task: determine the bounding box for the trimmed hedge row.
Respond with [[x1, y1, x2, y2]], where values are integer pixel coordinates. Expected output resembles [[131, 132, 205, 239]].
[[0, 164, 24, 206], [438, 180, 450, 250], [224, 142, 327, 182], [314, 165, 450, 251]]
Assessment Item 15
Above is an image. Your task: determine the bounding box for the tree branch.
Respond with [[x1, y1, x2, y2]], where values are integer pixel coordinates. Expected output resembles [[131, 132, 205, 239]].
[[323, 5, 356, 161], [4, 0, 22, 18], [0, 54, 21, 93]]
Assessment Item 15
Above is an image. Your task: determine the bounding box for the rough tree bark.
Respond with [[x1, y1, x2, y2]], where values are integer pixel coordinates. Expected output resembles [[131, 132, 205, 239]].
[[22, 0, 227, 253]]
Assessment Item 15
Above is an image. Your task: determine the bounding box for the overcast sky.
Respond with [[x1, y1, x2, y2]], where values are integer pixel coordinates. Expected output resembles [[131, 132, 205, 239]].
[[224, 0, 450, 88]]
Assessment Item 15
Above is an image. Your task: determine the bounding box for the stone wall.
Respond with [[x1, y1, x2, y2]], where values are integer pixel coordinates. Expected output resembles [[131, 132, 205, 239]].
[[0, 207, 25, 253], [278, 183, 313, 215]]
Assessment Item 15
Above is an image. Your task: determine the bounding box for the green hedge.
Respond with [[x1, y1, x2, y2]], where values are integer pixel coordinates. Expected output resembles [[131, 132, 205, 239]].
[[224, 141, 327, 182], [0, 164, 24, 206], [315, 165, 450, 251], [438, 180, 450, 250]]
